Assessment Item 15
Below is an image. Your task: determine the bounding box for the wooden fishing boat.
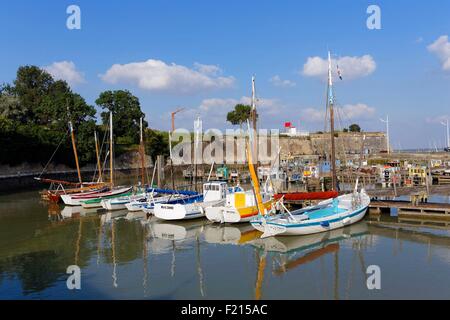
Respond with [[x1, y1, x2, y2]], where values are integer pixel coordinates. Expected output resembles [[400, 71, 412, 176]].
[[37, 119, 108, 202], [101, 192, 146, 211], [44, 180, 109, 203], [80, 187, 133, 208], [62, 186, 133, 206], [251, 188, 370, 238]]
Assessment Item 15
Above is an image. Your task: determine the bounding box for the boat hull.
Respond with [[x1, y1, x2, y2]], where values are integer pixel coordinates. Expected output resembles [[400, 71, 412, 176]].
[[251, 191, 370, 237], [76, 187, 133, 208], [205, 199, 274, 224], [251, 206, 368, 236], [141, 194, 203, 215], [154, 203, 204, 220], [101, 193, 145, 211]]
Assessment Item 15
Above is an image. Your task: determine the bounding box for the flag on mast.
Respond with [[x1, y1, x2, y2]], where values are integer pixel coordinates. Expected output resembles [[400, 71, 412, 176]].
[[337, 64, 343, 80]]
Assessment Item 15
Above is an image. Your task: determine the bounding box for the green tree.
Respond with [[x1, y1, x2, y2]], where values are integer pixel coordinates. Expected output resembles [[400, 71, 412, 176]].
[[0, 90, 23, 121], [226, 104, 255, 128], [0, 66, 97, 166], [145, 129, 169, 162], [37, 80, 96, 131], [12, 66, 54, 123], [96, 90, 147, 144], [349, 124, 361, 132]]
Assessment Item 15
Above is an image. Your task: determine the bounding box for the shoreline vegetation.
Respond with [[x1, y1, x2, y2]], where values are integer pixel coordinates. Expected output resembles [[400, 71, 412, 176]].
[[0, 65, 170, 175]]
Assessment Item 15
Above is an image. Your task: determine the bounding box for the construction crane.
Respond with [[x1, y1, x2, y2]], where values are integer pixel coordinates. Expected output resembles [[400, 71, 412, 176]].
[[171, 108, 185, 132], [169, 107, 184, 190]]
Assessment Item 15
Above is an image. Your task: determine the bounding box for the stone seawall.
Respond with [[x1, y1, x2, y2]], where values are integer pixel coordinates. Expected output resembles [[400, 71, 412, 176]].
[[0, 151, 153, 193]]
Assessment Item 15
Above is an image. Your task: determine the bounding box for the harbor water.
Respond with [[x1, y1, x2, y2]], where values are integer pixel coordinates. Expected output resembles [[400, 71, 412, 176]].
[[1, 187, 450, 299]]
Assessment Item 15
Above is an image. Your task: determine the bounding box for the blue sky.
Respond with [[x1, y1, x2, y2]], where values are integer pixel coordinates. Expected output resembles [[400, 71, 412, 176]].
[[1, 0, 449, 149]]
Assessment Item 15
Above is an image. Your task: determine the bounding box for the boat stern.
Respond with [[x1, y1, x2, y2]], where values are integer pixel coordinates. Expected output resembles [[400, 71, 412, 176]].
[[154, 203, 188, 220], [205, 206, 225, 223]]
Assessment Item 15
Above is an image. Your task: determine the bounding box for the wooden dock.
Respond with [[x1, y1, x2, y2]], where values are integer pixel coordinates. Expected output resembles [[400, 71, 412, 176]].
[[366, 184, 450, 197], [369, 199, 450, 220]]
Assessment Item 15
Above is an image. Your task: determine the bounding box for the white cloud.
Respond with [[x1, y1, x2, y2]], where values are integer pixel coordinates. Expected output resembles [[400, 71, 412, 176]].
[[43, 61, 85, 86], [302, 54, 376, 81], [269, 75, 296, 87], [301, 103, 375, 123], [301, 108, 326, 123], [339, 103, 376, 120], [101, 59, 235, 94], [425, 114, 449, 124], [427, 35, 450, 71], [193, 62, 222, 76]]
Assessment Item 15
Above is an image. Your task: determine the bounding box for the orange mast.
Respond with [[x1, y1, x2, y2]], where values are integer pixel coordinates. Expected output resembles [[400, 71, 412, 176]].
[[246, 134, 265, 215], [69, 121, 82, 184], [94, 131, 103, 183]]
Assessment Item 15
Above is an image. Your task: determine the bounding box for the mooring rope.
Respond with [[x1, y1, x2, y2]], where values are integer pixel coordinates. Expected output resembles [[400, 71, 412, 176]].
[[38, 128, 70, 178]]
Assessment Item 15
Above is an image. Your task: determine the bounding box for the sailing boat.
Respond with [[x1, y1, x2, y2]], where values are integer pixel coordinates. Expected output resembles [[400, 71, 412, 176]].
[[38, 119, 108, 203], [153, 117, 241, 220], [250, 51, 370, 238], [61, 112, 132, 206], [205, 77, 274, 224], [101, 116, 148, 211]]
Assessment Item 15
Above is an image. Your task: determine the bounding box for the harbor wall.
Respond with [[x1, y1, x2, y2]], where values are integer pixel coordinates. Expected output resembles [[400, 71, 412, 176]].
[[179, 131, 388, 163], [279, 132, 388, 158]]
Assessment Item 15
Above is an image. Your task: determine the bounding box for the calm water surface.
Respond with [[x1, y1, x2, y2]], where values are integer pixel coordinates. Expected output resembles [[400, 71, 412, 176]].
[[1, 188, 450, 299]]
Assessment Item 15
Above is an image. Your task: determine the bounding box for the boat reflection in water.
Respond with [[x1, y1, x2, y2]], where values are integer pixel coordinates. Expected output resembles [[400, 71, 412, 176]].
[[252, 220, 369, 255], [7, 189, 450, 299], [100, 209, 129, 224], [146, 219, 208, 296], [203, 223, 261, 245], [60, 205, 99, 219], [250, 221, 369, 299]]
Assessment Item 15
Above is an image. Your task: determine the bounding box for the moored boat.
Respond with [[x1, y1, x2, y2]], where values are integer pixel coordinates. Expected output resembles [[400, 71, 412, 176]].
[[250, 188, 370, 238], [61, 186, 132, 206], [154, 181, 239, 221], [79, 187, 133, 208], [205, 189, 274, 223]]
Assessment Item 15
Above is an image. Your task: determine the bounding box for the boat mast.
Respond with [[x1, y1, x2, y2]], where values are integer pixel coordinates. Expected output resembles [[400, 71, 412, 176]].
[[109, 111, 114, 187], [94, 131, 103, 182], [246, 128, 265, 215], [193, 117, 201, 193], [139, 116, 146, 187], [69, 120, 83, 184], [251, 76, 258, 162], [327, 51, 337, 191]]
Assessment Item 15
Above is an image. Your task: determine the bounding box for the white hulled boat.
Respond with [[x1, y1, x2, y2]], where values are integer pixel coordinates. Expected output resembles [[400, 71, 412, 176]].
[[154, 181, 239, 221]]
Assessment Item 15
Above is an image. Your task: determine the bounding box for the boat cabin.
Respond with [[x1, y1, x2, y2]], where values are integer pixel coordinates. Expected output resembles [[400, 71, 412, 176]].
[[203, 182, 228, 202]]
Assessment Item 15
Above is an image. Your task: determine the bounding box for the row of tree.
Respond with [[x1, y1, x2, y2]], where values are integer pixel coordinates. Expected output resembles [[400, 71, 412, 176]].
[[0, 66, 168, 167]]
